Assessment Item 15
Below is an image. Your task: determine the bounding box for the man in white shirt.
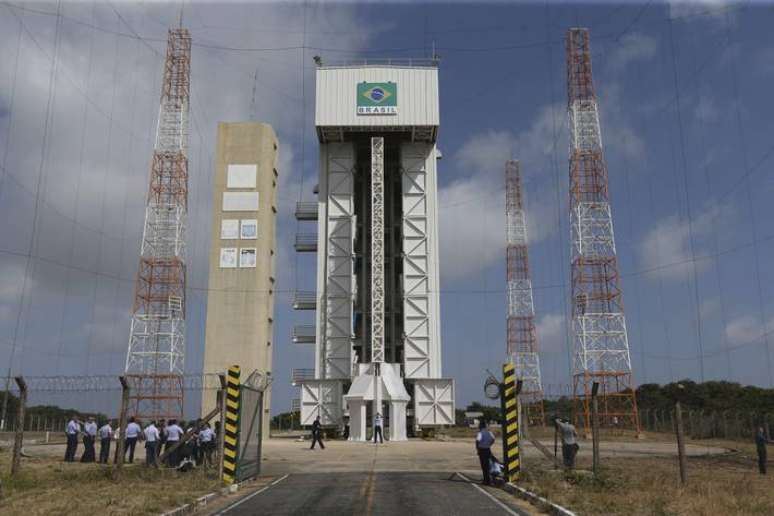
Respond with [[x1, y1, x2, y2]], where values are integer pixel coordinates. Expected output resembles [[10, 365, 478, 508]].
[[373, 413, 384, 444], [80, 417, 98, 463], [124, 417, 142, 464], [98, 420, 113, 464], [555, 418, 579, 469], [144, 421, 161, 467], [475, 420, 496, 485], [198, 423, 215, 467], [64, 416, 80, 462], [164, 419, 184, 467]]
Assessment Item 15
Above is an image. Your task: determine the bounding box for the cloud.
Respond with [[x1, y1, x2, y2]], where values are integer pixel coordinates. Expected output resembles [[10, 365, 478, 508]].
[[700, 297, 720, 319], [638, 203, 730, 280], [439, 104, 565, 280], [536, 313, 566, 353], [725, 314, 774, 347], [607, 33, 658, 71], [668, 0, 736, 25]]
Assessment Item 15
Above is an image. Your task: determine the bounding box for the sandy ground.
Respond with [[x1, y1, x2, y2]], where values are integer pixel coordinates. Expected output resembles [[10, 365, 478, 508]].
[[258, 436, 729, 476]]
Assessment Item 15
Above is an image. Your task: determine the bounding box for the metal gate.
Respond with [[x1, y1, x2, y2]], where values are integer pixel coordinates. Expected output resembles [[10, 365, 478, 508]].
[[236, 382, 264, 481]]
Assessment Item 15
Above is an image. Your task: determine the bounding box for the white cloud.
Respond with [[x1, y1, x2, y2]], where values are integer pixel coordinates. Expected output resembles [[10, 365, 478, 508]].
[[668, 0, 736, 25], [725, 314, 774, 347], [536, 313, 566, 353], [607, 33, 658, 71], [638, 203, 730, 280], [439, 104, 565, 280]]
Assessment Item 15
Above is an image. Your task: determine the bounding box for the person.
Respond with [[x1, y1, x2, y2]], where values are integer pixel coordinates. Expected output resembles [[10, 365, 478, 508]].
[[489, 454, 504, 483], [157, 419, 167, 459], [80, 416, 97, 463], [475, 420, 496, 486], [165, 419, 184, 467], [373, 412, 384, 444], [64, 415, 80, 462], [755, 425, 773, 475], [310, 415, 325, 449], [124, 417, 142, 464], [198, 422, 215, 467], [98, 420, 113, 464], [555, 418, 579, 469], [343, 416, 350, 440], [144, 420, 160, 467], [188, 420, 201, 465]]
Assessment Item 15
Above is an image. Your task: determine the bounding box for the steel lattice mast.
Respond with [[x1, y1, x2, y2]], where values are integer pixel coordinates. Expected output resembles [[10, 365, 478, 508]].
[[125, 28, 191, 421], [566, 28, 639, 433], [505, 160, 544, 426]]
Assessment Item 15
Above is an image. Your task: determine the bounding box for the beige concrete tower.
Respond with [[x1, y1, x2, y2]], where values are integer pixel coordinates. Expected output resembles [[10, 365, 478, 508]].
[[202, 122, 278, 436]]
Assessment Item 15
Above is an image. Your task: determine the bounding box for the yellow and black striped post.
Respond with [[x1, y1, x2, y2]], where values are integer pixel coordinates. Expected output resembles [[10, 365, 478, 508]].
[[502, 363, 520, 482], [223, 365, 241, 485]]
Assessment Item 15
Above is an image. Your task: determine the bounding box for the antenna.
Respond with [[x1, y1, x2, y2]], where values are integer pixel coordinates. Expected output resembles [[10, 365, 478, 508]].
[[178, 1, 184, 29], [251, 67, 258, 120]]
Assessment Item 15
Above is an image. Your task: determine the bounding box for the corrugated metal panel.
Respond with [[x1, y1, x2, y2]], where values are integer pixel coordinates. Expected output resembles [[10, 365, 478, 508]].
[[315, 66, 439, 128]]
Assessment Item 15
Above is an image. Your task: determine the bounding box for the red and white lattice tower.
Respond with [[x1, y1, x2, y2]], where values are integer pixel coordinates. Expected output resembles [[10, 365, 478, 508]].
[[125, 28, 191, 421], [505, 160, 545, 426], [567, 28, 640, 433]]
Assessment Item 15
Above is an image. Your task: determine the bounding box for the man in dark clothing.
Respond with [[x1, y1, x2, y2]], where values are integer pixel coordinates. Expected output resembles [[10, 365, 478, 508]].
[[755, 425, 772, 474], [310, 416, 325, 449], [475, 420, 496, 486]]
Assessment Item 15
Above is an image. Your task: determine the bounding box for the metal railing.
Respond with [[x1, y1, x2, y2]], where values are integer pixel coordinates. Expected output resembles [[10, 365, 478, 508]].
[[294, 233, 317, 252], [292, 291, 317, 310], [319, 58, 439, 68], [295, 202, 318, 221], [291, 325, 316, 343], [291, 368, 315, 385]]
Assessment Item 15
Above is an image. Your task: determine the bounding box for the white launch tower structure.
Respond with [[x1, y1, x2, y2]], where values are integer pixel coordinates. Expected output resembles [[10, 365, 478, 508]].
[[296, 60, 454, 440]]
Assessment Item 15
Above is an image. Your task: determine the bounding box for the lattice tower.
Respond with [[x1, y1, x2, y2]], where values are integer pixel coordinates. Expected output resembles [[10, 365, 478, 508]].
[[370, 137, 385, 365], [505, 160, 544, 427], [125, 28, 191, 421], [567, 28, 639, 433]]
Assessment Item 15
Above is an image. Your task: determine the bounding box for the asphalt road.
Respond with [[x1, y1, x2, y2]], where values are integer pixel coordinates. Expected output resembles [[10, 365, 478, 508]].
[[215, 472, 531, 516]]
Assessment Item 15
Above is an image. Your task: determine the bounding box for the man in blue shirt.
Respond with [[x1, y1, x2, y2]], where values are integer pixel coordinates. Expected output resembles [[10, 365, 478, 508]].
[[475, 420, 496, 485]]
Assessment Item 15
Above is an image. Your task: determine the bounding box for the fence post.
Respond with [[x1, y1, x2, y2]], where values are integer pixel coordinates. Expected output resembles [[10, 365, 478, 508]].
[[591, 382, 600, 479], [11, 377, 27, 475], [675, 401, 687, 486], [218, 373, 227, 483], [114, 376, 129, 469]]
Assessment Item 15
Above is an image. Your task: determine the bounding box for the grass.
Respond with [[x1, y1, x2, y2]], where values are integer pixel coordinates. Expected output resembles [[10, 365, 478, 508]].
[[518, 436, 774, 516], [0, 446, 223, 515]]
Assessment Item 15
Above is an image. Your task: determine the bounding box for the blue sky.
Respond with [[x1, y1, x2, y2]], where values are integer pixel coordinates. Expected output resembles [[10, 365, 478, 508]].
[[1, 0, 774, 416]]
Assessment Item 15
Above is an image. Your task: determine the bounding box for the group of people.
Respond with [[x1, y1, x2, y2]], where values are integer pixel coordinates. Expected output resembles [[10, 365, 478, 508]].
[[63, 415, 218, 469]]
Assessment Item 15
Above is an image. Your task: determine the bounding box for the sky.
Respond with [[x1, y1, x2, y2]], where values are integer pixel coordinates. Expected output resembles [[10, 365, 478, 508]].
[[2, 0, 774, 417]]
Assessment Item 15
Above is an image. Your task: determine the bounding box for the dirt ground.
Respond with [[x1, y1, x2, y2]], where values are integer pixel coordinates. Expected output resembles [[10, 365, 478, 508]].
[[0, 445, 224, 516], [518, 436, 774, 516]]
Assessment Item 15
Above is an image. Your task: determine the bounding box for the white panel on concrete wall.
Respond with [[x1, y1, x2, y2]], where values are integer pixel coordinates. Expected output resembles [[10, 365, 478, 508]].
[[227, 164, 257, 188], [223, 192, 259, 211], [219, 247, 237, 268], [240, 219, 258, 239], [239, 248, 256, 268], [414, 379, 455, 427], [221, 219, 239, 240]]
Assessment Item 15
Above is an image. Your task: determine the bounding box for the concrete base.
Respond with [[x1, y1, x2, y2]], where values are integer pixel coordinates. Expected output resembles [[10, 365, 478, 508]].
[[389, 401, 407, 441], [349, 400, 367, 442]]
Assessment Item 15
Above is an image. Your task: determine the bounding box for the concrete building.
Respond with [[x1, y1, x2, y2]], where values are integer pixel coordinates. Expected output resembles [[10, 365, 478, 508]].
[[202, 122, 278, 436], [294, 60, 454, 440]]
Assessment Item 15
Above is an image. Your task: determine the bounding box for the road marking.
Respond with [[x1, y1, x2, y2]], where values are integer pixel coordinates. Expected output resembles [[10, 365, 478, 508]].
[[215, 474, 290, 515], [455, 472, 525, 516]]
